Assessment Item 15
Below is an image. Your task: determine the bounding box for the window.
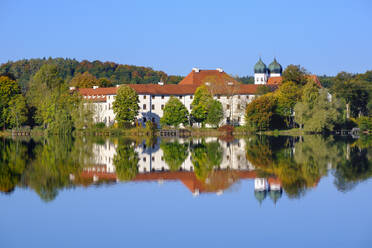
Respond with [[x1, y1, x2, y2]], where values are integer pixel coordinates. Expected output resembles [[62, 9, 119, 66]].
[[143, 117, 147, 123], [152, 156, 155, 161], [261, 78, 263, 82], [152, 117, 155, 122], [227, 95, 230, 99], [227, 104, 230, 109], [238, 95, 240, 99], [190, 95, 193, 99], [217, 95, 220, 99], [161, 156, 164, 161], [238, 117, 241, 122], [161, 95, 164, 99], [237, 104, 241, 110], [143, 95, 146, 99], [227, 117, 230, 123], [152, 95, 155, 99], [143, 157, 146, 162], [152, 104, 155, 110], [161, 104, 164, 110], [143, 104, 146, 110], [179, 96, 182, 99]]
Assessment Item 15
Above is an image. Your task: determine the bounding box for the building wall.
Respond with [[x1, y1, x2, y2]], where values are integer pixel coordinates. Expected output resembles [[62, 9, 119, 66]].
[[87, 92, 255, 127]]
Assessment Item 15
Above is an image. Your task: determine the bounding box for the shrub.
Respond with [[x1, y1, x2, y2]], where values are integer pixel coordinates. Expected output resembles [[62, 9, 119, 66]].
[[94, 122, 106, 129]]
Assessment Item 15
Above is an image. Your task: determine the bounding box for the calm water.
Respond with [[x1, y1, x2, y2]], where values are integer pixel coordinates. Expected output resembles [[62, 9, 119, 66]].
[[0, 135, 371, 247]]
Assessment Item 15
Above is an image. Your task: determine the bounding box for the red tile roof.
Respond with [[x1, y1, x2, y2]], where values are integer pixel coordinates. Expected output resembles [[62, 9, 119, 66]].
[[179, 69, 239, 86]]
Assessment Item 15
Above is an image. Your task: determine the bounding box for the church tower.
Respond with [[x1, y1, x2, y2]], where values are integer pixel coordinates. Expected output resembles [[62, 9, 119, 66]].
[[268, 58, 283, 78], [254, 58, 268, 84]]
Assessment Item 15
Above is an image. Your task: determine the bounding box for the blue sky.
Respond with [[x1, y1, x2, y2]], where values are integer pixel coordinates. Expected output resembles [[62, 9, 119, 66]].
[[1, 0, 371, 76]]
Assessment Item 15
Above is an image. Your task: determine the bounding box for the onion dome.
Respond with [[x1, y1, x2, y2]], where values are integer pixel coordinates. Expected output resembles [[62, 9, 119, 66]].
[[254, 58, 267, 74], [268, 58, 283, 74]]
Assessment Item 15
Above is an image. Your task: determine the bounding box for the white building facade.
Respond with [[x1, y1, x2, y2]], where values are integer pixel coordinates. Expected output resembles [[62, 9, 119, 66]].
[[76, 62, 284, 127]]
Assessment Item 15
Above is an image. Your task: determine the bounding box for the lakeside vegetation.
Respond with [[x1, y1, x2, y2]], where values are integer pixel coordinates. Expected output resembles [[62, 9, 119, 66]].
[[0, 58, 371, 136]]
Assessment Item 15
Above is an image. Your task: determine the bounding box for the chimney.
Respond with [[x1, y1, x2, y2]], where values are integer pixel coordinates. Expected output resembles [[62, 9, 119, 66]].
[[192, 68, 200, 73], [93, 86, 99, 89], [216, 68, 223, 73], [158, 82, 164, 86]]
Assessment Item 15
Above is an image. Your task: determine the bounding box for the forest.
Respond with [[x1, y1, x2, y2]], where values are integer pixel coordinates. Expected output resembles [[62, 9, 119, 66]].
[[0, 57, 184, 91]]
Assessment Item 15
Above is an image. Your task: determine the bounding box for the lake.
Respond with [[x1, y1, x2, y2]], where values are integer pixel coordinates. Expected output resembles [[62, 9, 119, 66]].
[[1, 135, 371, 247]]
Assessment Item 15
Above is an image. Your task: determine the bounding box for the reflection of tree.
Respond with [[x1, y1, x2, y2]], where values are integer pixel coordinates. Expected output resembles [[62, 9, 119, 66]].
[[24, 136, 84, 201], [334, 146, 372, 192], [113, 139, 139, 181], [24, 136, 83, 202], [160, 141, 188, 171], [191, 141, 222, 181], [246, 135, 345, 198], [0, 140, 28, 193]]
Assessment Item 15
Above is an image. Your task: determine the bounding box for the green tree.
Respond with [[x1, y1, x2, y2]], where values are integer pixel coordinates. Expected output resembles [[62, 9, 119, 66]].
[[206, 100, 224, 128], [274, 81, 303, 127], [0, 76, 21, 129], [282, 65, 308, 85], [294, 88, 343, 132], [160, 96, 189, 127], [256, 85, 272, 95], [5, 94, 28, 129], [191, 85, 212, 125], [112, 85, 139, 127], [331, 72, 370, 118], [70, 72, 99, 88], [160, 141, 189, 171], [245, 94, 277, 131], [27, 64, 76, 134]]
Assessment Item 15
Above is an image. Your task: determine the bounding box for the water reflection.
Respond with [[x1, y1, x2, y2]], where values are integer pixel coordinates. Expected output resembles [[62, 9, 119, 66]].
[[0, 135, 371, 203]]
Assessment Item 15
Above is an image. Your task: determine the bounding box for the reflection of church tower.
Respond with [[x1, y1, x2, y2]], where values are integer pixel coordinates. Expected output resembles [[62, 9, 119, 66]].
[[268, 178, 282, 205], [254, 178, 267, 205], [254, 190, 267, 205]]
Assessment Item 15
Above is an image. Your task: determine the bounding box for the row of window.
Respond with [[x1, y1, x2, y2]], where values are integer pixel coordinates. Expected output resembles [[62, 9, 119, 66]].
[[143, 95, 193, 100], [142, 104, 193, 110]]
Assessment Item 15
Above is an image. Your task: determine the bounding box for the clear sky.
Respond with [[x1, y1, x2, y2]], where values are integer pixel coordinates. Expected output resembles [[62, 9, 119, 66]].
[[1, 0, 371, 76]]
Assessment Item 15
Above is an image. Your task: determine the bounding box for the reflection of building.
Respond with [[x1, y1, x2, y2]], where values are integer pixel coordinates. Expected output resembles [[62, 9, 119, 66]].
[[77, 138, 283, 199]]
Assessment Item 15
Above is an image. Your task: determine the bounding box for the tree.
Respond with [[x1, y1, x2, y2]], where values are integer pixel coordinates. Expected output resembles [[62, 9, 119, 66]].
[[27, 64, 76, 134], [331, 72, 370, 118], [294, 88, 343, 132], [245, 94, 277, 131], [256, 85, 272, 95], [191, 85, 212, 125], [274, 81, 303, 127], [160, 96, 189, 127], [5, 94, 28, 129], [70, 72, 99, 88], [282, 65, 308, 85], [0, 76, 21, 129], [206, 100, 223, 127], [112, 85, 139, 127]]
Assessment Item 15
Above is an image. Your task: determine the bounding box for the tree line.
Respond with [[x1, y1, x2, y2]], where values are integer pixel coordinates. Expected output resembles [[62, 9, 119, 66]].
[[0, 57, 184, 91], [245, 65, 372, 132]]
